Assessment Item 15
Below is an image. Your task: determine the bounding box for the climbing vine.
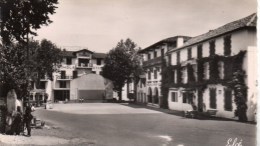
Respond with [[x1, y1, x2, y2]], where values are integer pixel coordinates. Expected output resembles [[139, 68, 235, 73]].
[[228, 51, 247, 122], [161, 50, 248, 121]]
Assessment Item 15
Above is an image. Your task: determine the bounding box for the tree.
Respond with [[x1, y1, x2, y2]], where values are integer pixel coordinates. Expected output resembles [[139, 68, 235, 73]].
[[31, 39, 61, 88], [102, 38, 142, 100], [0, 0, 59, 44], [0, 43, 29, 99], [0, 39, 61, 99]]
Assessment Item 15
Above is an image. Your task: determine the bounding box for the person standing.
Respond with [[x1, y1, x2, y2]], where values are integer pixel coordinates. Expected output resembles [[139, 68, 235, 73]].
[[24, 105, 33, 136], [11, 106, 22, 135]]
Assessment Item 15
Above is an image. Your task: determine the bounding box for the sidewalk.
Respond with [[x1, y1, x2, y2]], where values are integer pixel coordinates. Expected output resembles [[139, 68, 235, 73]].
[[0, 125, 95, 146]]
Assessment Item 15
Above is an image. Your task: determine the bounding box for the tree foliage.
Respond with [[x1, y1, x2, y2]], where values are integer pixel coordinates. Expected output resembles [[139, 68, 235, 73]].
[[0, 43, 29, 98], [0, 0, 58, 44], [0, 39, 61, 99], [30, 39, 61, 88], [102, 38, 142, 100]]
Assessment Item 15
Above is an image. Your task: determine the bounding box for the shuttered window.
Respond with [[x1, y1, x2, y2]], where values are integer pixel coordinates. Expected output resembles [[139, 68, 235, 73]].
[[209, 88, 216, 109]]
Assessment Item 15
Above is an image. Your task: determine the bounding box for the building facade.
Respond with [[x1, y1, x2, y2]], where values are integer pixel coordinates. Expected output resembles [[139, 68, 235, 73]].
[[166, 13, 257, 121], [138, 36, 191, 107], [29, 49, 114, 104], [137, 13, 257, 121]]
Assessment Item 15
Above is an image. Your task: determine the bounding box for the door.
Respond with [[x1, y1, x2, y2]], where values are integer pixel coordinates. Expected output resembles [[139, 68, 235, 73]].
[[197, 90, 203, 112]]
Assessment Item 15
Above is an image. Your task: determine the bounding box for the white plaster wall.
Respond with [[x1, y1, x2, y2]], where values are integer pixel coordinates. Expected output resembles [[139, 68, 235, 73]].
[[202, 43, 210, 58], [215, 38, 224, 55], [143, 54, 148, 61], [45, 80, 52, 101], [245, 46, 257, 121], [177, 37, 184, 47], [157, 48, 161, 57], [231, 29, 256, 55], [168, 89, 193, 111], [180, 49, 188, 62], [72, 58, 76, 65], [171, 52, 177, 65], [149, 51, 153, 59], [191, 46, 197, 59], [203, 84, 236, 119]]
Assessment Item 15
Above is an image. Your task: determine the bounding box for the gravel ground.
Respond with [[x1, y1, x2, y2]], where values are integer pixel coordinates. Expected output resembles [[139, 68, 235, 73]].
[[0, 115, 95, 146]]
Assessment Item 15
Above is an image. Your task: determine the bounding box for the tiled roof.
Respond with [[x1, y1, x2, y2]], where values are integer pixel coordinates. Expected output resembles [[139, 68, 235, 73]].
[[60, 50, 106, 59], [93, 53, 107, 59], [60, 50, 74, 57], [73, 49, 94, 54], [168, 13, 257, 53], [139, 36, 191, 53]]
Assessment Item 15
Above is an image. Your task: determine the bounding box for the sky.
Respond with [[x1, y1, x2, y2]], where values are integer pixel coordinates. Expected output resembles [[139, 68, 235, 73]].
[[34, 0, 257, 53]]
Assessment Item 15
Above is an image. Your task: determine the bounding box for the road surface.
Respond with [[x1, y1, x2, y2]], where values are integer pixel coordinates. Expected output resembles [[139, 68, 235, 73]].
[[32, 103, 256, 146]]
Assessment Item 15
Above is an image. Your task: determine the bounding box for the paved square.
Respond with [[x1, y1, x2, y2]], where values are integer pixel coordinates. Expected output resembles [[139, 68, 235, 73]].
[[50, 103, 162, 114], [31, 103, 256, 146]]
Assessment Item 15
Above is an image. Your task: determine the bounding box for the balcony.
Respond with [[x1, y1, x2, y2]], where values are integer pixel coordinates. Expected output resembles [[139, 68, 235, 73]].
[[57, 76, 72, 80], [76, 63, 93, 69], [143, 57, 162, 68]]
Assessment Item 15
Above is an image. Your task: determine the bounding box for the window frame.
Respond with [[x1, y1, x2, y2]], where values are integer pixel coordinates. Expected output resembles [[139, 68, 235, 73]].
[[171, 92, 178, 102]]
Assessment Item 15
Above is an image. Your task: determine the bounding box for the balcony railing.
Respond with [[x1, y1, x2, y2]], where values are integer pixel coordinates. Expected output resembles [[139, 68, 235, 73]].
[[76, 63, 93, 68], [143, 57, 162, 67], [57, 76, 72, 80]]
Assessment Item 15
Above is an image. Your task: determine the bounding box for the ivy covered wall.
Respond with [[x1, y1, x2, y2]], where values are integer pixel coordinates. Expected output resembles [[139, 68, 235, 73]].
[[161, 50, 248, 121]]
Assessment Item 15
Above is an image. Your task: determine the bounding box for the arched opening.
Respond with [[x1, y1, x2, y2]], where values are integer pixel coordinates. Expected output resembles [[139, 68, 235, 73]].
[[148, 87, 152, 103], [154, 87, 159, 104]]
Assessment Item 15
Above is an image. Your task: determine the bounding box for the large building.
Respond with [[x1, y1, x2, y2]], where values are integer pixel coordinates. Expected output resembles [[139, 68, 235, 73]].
[[137, 13, 257, 121], [29, 49, 114, 104], [137, 36, 191, 107]]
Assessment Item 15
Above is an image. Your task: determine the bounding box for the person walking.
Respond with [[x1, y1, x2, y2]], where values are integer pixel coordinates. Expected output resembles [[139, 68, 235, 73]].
[[24, 105, 33, 136]]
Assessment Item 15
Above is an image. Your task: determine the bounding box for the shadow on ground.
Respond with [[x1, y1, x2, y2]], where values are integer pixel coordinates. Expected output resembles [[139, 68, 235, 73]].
[[119, 102, 256, 124]]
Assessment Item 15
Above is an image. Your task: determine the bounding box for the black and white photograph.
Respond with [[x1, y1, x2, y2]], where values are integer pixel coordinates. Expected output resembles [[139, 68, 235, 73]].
[[0, 0, 257, 145]]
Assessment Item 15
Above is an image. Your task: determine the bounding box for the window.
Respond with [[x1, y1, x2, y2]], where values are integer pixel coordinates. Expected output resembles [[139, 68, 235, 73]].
[[224, 88, 232, 111], [224, 61, 233, 80], [154, 69, 157, 79], [61, 71, 66, 79], [209, 40, 215, 56], [161, 49, 164, 56], [197, 45, 202, 59], [148, 71, 151, 80], [209, 88, 217, 109], [66, 58, 72, 65], [60, 81, 66, 88], [188, 48, 192, 60], [224, 35, 231, 56], [148, 53, 151, 60], [172, 70, 175, 84], [176, 51, 180, 64], [97, 59, 102, 65], [73, 70, 78, 79], [154, 51, 157, 58], [92, 71, 96, 74], [182, 92, 192, 104], [168, 55, 172, 66], [171, 92, 178, 102]]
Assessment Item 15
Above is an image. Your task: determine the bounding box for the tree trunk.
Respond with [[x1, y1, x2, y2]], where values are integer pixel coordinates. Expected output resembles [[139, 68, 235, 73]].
[[118, 90, 122, 101], [126, 81, 129, 99]]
